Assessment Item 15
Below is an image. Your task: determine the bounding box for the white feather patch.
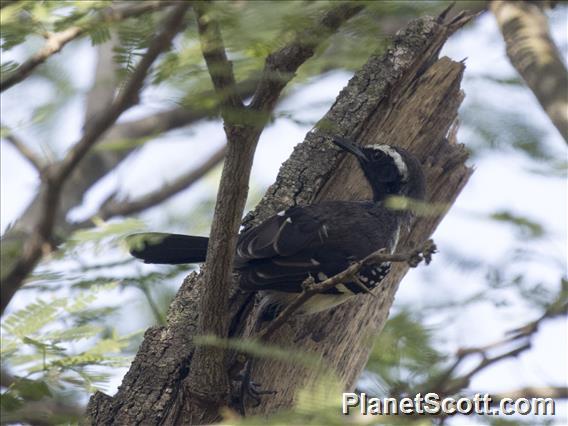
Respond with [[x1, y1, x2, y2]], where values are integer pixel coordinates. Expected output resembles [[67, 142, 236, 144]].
[[370, 144, 408, 181]]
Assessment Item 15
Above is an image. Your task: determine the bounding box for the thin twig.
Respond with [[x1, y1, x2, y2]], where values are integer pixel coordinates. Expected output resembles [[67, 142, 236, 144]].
[[1, 3, 191, 315], [454, 342, 531, 390], [0, 1, 177, 92], [249, 2, 364, 113], [2, 128, 45, 172], [430, 289, 568, 395], [229, 240, 436, 409], [54, 8, 189, 186], [259, 239, 437, 341], [139, 281, 166, 326], [96, 144, 226, 221]]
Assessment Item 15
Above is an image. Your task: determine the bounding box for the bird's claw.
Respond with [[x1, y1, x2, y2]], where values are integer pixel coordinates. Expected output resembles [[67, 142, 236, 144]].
[[231, 372, 277, 415]]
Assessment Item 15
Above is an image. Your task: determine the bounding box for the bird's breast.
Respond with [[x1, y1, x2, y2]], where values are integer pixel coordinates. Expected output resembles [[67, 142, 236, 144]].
[[262, 288, 356, 315]]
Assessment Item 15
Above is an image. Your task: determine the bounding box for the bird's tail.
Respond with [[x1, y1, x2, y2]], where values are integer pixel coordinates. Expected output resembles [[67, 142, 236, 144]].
[[127, 232, 209, 264]]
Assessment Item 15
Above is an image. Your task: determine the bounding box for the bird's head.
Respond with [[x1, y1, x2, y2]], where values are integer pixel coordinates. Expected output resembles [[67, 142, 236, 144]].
[[332, 137, 425, 203]]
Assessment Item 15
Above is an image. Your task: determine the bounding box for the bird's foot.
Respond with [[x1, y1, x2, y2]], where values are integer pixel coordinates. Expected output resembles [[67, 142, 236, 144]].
[[231, 368, 277, 415]]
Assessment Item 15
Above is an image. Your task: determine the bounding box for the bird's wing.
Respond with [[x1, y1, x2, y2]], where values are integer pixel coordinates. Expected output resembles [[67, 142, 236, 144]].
[[236, 206, 327, 262], [236, 206, 357, 293], [238, 249, 350, 293]]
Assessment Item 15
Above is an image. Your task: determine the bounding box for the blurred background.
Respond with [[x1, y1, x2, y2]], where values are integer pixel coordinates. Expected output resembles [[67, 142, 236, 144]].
[[1, 1, 566, 425]]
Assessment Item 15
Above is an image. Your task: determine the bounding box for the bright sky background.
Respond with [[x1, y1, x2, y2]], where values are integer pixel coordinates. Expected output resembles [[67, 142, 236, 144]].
[[1, 7, 567, 425]]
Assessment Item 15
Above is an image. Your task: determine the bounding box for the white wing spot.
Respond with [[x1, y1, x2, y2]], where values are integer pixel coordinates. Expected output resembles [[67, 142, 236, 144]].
[[246, 236, 258, 256], [317, 272, 328, 281], [277, 210, 286, 217], [285, 217, 292, 224], [310, 258, 320, 266]]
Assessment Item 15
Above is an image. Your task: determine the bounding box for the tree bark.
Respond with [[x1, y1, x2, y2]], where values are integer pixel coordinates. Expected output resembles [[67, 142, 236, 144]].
[[491, 0, 568, 142], [86, 10, 474, 425]]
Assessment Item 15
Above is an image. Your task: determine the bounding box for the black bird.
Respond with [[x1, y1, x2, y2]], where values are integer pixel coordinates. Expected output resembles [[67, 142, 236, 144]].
[[127, 137, 425, 315]]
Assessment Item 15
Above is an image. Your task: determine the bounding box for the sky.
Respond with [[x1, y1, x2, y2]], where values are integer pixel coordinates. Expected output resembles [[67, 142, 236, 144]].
[[1, 6, 567, 425]]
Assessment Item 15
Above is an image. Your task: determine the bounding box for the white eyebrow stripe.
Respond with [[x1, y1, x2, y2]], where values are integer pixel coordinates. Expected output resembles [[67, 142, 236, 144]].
[[370, 144, 408, 181]]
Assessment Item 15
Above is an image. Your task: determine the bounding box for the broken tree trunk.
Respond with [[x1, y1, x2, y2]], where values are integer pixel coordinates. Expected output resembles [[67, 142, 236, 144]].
[[86, 10, 474, 425]]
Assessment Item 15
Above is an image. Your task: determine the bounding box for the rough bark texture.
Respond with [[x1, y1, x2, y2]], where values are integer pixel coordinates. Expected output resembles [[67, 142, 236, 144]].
[[491, 0, 568, 142], [86, 12, 473, 425]]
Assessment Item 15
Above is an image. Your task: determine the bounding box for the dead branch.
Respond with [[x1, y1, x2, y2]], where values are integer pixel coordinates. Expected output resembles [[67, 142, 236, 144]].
[[491, 0, 568, 142], [86, 8, 474, 425], [259, 240, 437, 341], [0, 3, 190, 315], [227, 240, 436, 394], [0, 1, 177, 92]]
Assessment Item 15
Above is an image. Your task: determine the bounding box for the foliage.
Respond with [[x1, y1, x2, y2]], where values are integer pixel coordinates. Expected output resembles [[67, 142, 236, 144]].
[[0, 284, 131, 417], [1, 1, 567, 425], [0, 216, 187, 422]]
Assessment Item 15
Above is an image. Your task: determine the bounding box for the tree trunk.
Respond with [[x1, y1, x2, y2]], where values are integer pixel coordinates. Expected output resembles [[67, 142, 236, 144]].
[[86, 11, 474, 425]]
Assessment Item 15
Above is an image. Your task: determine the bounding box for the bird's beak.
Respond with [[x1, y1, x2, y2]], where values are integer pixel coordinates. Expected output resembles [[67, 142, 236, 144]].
[[332, 137, 368, 162]]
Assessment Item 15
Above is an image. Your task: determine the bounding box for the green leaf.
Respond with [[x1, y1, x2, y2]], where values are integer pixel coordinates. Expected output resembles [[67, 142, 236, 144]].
[[12, 378, 52, 401], [89, 24, 111, 46], [490, 210, 545, 238], [2, 299, 66, 337], [43, 324, 104, 343], [0, 392, 23, 412]]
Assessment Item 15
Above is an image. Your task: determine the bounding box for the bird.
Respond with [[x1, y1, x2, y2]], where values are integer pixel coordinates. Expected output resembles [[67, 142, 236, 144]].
[[127, 137, 426, 317]]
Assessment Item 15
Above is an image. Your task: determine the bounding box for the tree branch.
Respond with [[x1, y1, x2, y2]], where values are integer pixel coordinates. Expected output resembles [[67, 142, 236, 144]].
[[0, 3, 190, 315], [95, 144, 227, 221], [86, 9, 473, 425], [0, 1, 177, 92], [2, 127, 45, 172], [182, 4, 250, 408], [84, 33, 120, 122], [0, 78, 259, 309], [249, 2, 364, 113], [491, 0, 568, 142], [228, 241, 436, 387], [258, 240, 437, 342], [184, 2, 367, 411], [430, 288, 568, 396], [194, 3, 244, 114]]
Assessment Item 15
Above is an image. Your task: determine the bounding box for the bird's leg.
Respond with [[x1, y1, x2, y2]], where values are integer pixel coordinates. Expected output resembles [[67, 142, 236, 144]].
[[351, 275, 379, 299], [236, 356, 276, 415], [231, 297, 279, 415]]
